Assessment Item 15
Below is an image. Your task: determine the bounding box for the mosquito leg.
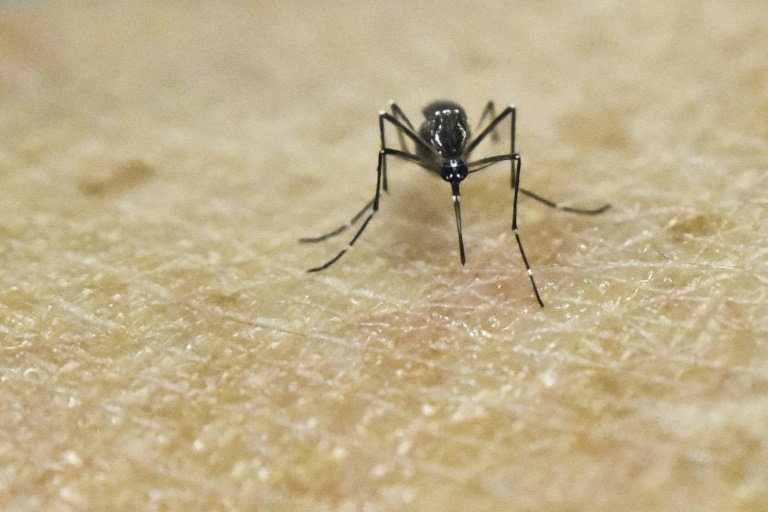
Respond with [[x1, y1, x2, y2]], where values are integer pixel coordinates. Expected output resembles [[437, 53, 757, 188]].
[[389, 100, 416, 131], [379, 107, 431, 193], [300, 101, 424, 255], [379, 112, 432, 153], [299, 199, 374, 243], [467, 153, 516, 173], [519, 189, 611, 215], [476, 101, 500, 143], [379, 109, 389, 192], [307, 213, 375, 272], [306, 149, 385, 272], [503, 106, 608, 213], [466, 105, 515, 155], [389, 100, 416, 154], [300, 106, 411, 244], [304, 147, 421, 271], [468, 153, 611, 215], [511, 155, 544, 307]]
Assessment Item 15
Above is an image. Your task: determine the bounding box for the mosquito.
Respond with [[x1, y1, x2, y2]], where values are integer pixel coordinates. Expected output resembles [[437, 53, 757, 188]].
[[300, 100, 610, 307]]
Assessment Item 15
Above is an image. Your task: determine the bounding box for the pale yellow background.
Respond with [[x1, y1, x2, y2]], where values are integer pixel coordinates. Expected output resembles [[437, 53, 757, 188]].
[[2, 1, 767, 510]]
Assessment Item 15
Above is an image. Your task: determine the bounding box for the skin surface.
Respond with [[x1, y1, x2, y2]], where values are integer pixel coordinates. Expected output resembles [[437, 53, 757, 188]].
[[2, 1, 768, 510]]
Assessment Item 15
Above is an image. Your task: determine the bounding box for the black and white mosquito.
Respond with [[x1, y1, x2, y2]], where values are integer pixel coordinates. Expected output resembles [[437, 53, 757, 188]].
[[301, 100, 609, 307]]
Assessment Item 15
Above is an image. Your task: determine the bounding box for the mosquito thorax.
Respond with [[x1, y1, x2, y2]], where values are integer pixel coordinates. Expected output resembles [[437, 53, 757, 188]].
[[420, 102, 469, 159]]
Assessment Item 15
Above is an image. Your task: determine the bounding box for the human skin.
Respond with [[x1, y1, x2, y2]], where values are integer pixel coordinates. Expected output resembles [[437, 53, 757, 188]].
[[2, 1, 768, 510]]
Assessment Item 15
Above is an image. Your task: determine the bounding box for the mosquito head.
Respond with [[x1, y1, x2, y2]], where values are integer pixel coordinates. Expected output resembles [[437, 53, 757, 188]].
[[440, 158, 468, 184]]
